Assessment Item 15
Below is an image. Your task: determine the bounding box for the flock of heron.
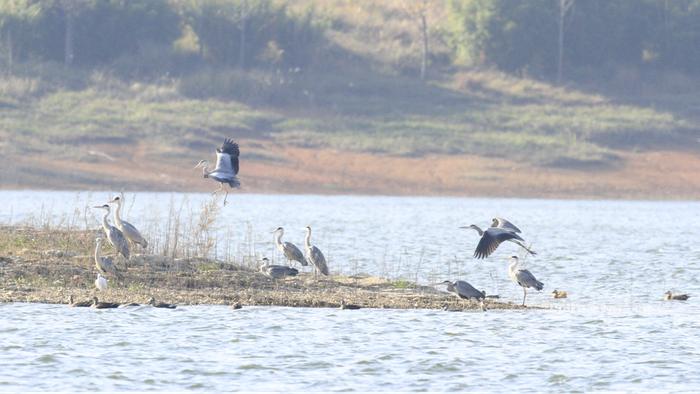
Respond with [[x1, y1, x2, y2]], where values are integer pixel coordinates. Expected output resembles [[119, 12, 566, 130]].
[[77, 137, 690, 309]]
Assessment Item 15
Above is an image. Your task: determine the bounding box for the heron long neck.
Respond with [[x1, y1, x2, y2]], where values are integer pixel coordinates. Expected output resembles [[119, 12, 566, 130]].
[[304, 230, 311, 249], [113, 199, 123, 226], [274, 231, 283, 248], [508, 260, 519, 274], [201, 163, 211, 177], [94, 243, 102, 262], [471, 225, 484, 236], [100, 211, 110, 232]]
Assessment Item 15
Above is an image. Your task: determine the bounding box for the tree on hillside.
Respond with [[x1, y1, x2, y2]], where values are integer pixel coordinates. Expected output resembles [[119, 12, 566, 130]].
[[402, 0, 435, 81], [0, 0, 40, 74], [556, 0, 574, 84], [56, 0, 93, 67]]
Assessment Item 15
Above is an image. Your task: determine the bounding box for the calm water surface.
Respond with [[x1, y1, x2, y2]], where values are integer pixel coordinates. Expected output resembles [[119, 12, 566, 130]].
[[1, 191, 699, 391]]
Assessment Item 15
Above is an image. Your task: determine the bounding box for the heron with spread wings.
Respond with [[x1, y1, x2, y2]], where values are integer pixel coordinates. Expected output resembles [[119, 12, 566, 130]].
[[460, 217, 536, 259], [195, 138, 240, 205]]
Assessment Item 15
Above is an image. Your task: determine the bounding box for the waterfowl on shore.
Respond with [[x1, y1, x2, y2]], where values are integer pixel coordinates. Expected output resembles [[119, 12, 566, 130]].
[[461, 221, 536, 259], [94, 238, 123, 280], [68, 295, 91, 307], [551, 289, 568, 299], [273, 227, 307, 266], [91, 296, 120, 309], [259, 258, 299, 279], [108, 193, 148, 250], [441, 280, 486, 301], [148, 297, 177, 309], [93, 204, 130, 260], [231, 302, 243, 310], [339, 300, 361, 310], [194, 138, 240, 206], [304, 226, 329, 276], [664, 291, 690, 301], [508, 256, 544, 306], [95, 273, 108, 291]]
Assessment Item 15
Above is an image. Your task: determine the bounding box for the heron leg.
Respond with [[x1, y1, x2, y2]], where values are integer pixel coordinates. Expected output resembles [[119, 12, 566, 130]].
[[212, 183, 223, 196], [522, 287, 527, 307], [223, 189, 229, 206]]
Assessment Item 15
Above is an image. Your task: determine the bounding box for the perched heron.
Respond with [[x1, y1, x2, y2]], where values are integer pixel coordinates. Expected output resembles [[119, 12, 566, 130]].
[[272, 227, 307, 266], [664, 291, 690, 301], [108, 193, 148, 250], [148, 297, 177, 309], [259, 257, 299, 279], [93, 204, 130, 260], [441, 280, 486, 301], [194, 138, 240, 205], [68, 295, 91, 307], [95, 273, 108, 292], [551, 289, 568, 299], [508, 256, 543, 306], [460, 221, 536, 259], [94, 238, 123, 280], [91, 296, 120, 309], [304, 226, 329, 276]]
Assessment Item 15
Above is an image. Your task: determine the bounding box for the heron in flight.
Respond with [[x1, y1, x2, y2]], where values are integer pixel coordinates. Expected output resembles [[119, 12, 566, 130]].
[[93, 238, 123, 280], [508, 256, 543, 306], [273, 227, 307, 267], [93, 204, 130, 260], [95, 273, 108, 292], [194, 138, 240, 205], [259, 257, 299, 279], [460, 217, 536, 259], [304, 226, 329, 276], [108, 193, 148, 250]]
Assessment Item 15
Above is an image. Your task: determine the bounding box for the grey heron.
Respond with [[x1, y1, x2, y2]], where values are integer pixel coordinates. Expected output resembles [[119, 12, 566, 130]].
[[304, 226, 329, 276], [91, 296, 120, 309], [664, 291, 690, 301], [148, 297, 177, 309], [108, 193, 148, 250], [94, 238, 123, 280], [93, 204, 130, 260], [508, 256, 543, 306], [440, 280, 486, 301], [95, 273, 108, 291], [68, 295, 91, 307], [551, 289, 568, 299], [259, 257, 299, 279], [194, 138, 240, 205], [273, 227, 307, 266], [460, 223, 536, 259]]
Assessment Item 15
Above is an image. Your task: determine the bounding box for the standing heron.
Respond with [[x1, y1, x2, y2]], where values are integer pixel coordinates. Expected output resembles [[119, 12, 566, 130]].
[[95, 273, 108, 292], [460, 222, 536, 259], [508, 256, 543, 306], [194, 138, 240, 205], [93, 204, 130, 260], [273, 227, 307, 267], [304, 226, 329, 276], [259, 257, 299, 279], [94, 238, 123, 280], [108, 193, 148, 250]]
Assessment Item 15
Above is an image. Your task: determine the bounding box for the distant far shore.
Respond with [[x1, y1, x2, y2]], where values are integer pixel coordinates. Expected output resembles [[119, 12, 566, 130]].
[[2, 144, 700, 200]]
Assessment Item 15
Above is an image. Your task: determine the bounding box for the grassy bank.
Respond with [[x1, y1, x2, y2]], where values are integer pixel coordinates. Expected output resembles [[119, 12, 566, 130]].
[[0, 226, 526, 310]]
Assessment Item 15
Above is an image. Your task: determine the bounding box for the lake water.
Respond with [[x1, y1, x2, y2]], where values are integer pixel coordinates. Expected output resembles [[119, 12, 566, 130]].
[[1, 191, 699, 391]]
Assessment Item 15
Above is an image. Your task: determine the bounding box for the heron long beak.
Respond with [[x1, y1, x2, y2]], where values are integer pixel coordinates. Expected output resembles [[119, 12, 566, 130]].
[[458, 226, 469, 229], [92, 205, 104, 209]]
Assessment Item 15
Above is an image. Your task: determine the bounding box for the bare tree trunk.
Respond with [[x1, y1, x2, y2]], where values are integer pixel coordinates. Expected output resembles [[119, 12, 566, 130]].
[[557, 0, 574, 84], [420, 11, 428, 81], [6, 28, 12, 75], [64, 11, 74, 66]]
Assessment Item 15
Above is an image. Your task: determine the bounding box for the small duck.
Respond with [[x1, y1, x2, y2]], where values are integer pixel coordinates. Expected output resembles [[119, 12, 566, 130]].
[[91, 296, 120, 309], [339, 300, 361, 310], [68, 295, 91, 307], [551, 289, 568, 299], [148, 297, 177, 309], [231, 302, 243, 310], [664, 291, 690, 301]]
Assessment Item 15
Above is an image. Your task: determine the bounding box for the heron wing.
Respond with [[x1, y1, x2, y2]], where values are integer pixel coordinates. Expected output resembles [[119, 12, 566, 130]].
[[454, 280, 484, 299], [108, 227, 130, 259], [493, 217, 522, 233], [516, 269, 543, 290], [283, 242, 307, 265], [309, 246, 329, 275], [217, 138, 240, 175], [121, 221, 147, 247], [473, 228, 522, 259]]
